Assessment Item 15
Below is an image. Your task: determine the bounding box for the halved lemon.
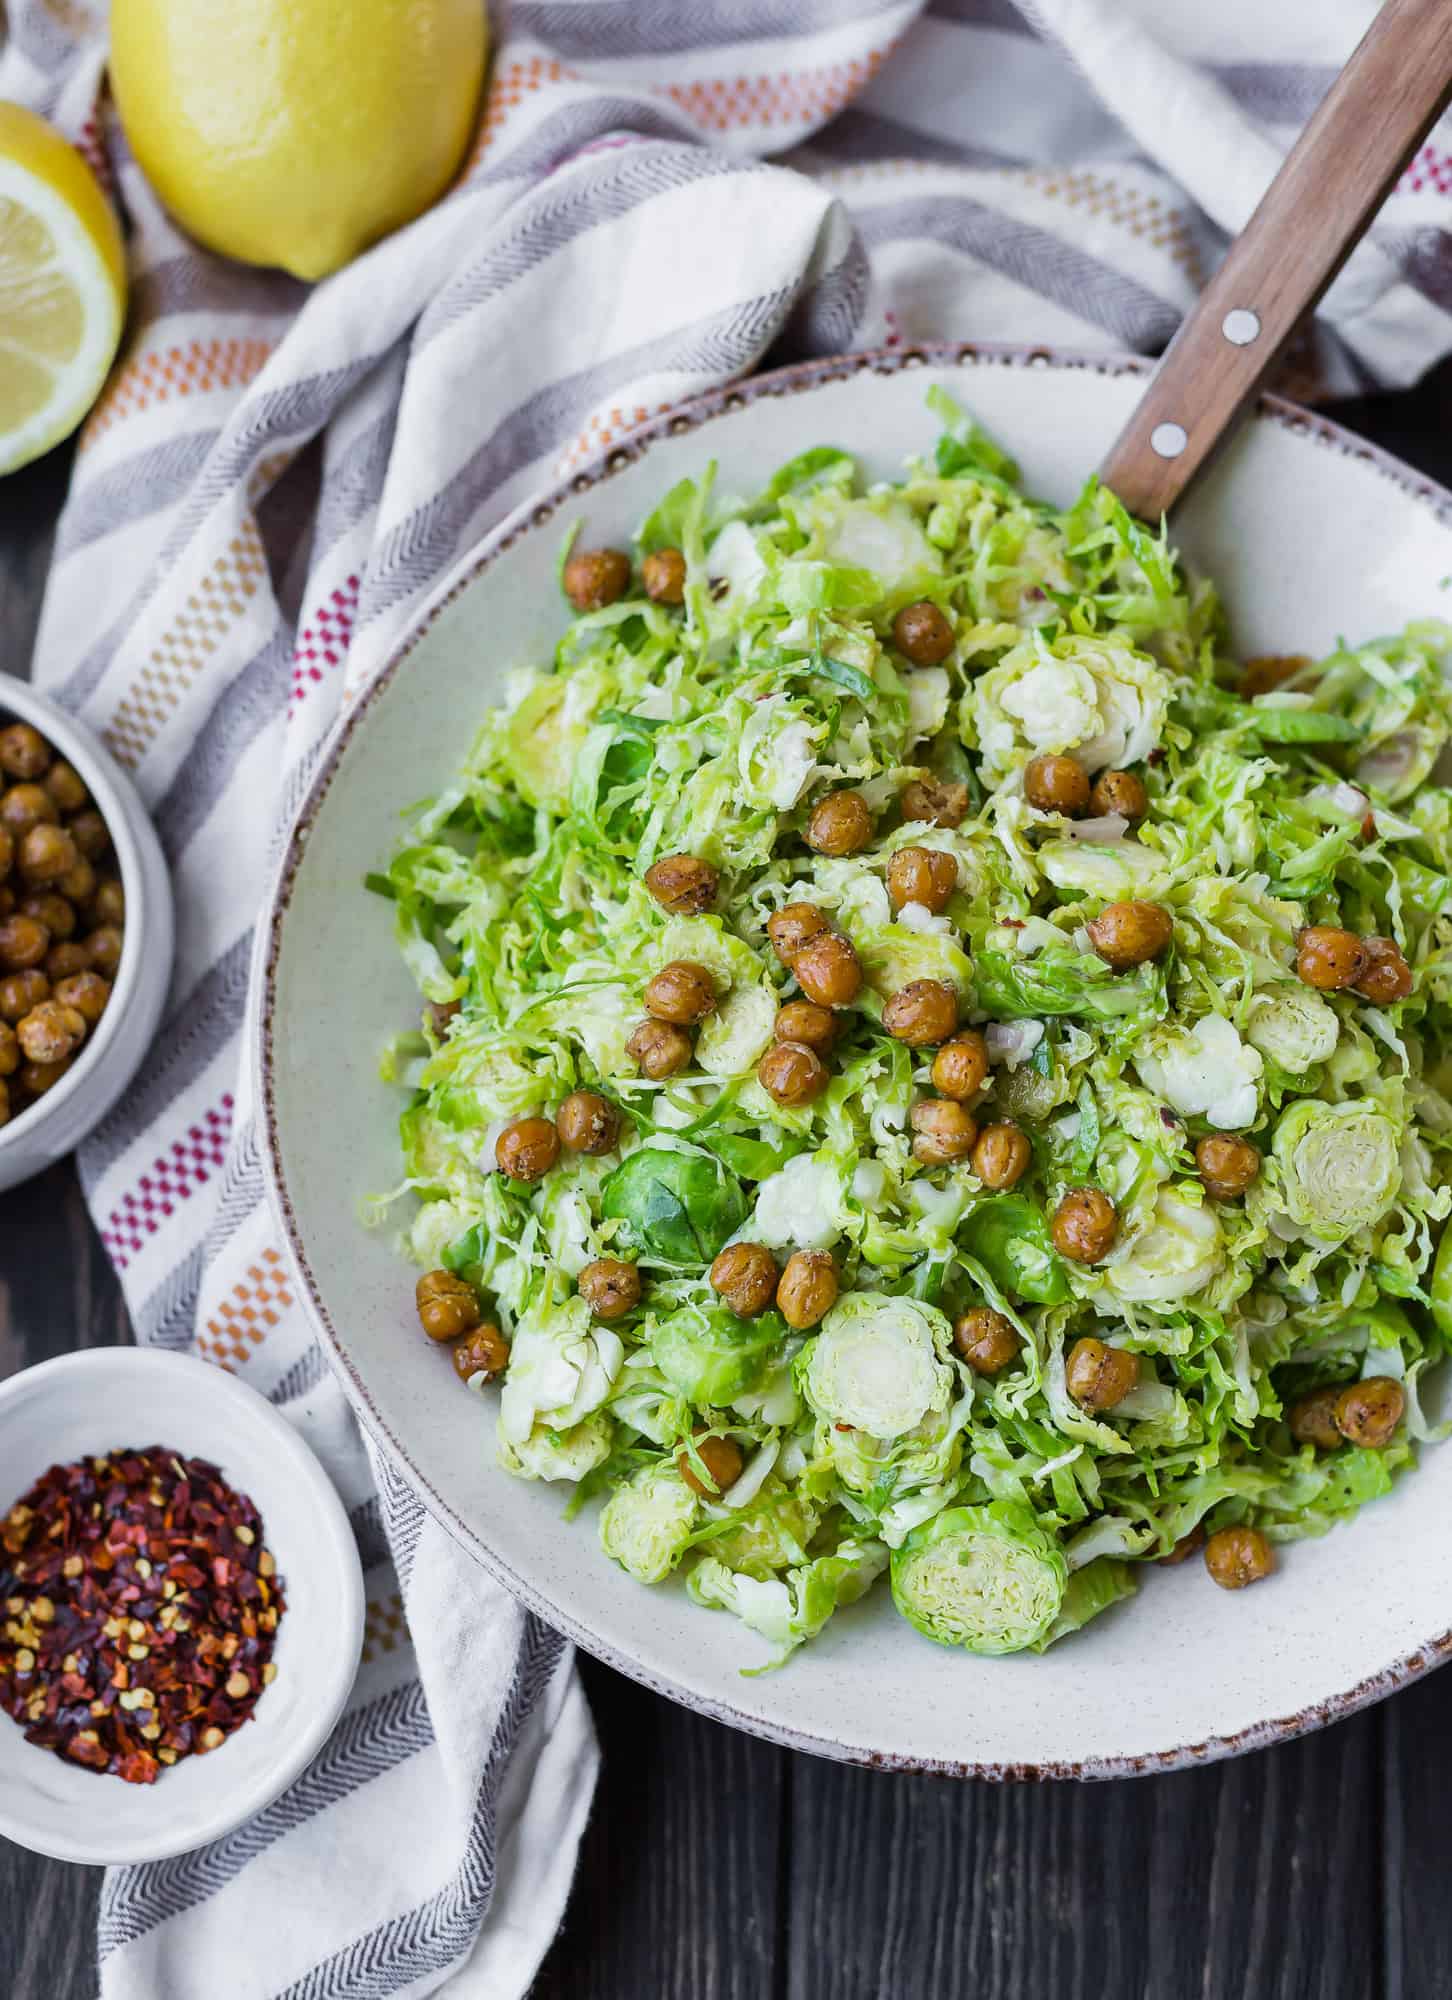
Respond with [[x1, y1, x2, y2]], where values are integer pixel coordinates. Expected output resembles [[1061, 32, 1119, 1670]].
[[0, 102, 126, 476]]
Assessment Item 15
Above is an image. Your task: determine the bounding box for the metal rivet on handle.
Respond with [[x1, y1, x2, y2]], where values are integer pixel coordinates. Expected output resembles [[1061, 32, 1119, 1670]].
[[1150, 421, 1188, 459], [1222, 308, 1261, 346]]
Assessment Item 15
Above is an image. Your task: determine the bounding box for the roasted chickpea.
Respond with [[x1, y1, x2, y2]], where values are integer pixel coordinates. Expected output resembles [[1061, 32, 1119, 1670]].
[[930, 1030, 990, 1102], [562, 546, 631, 612], [768, 901, 829, 967], [89, 875, 124, 927], [1296, 925, 1365, 992], [19, 892, 73, 941], [1287, 1386, 1342, 1451], [0, 970, 48, 1022], [0, 915, 50, 972], [758, 1040, 829, 1107], [1088, 769, 1148, 822], [678, 1431, 744, 1499], [556, 1090, 620, 1155], [87, 925, 124, 978], [774, 1000, 836, 1055], [709, 1241, 780, 1318], [57, 855, 95, 906], [415, 1269, 481, 1342], [0, 1021, 16, 1076], [1158, 1525, 1206, 1567], [1051, 1187, 1118, 1263], [426, 998, 460, 1038], [1353, 934, 1413, 1005], [66, 808, 109, 860], [792, 931, 862, 1009], [641, 547, 687, 605], [883, 978, 958, 1047], [892, 599, 954, 667], [0, 784, 58, 836], [42, 759, 87, 812], [805, 791, 874, 858], [17, 823, 77, 885], [52, 970, 110, 1027], [44, 941, 90, 983], [0, 723, 50, 780], [777, 1249, 838, 1330], [972, 1121, 1031, 1190], [578, 1257, 641, 1321], [1023, 753, 1090, 817], [0, 1076, 8, 1125], [1204, 1524, 1274, 1590], [17, 1000, 86, 1065], [495, 1116, 561, 1182], [910, 1097, 978, 1165], [1195, 1134, 1261, 1201], [1086, 899, 1173, 969], [1333, 1376, 1405, 1449], [886, 845, 957, 913], [0, 886, 12, 917], [627, 1017, 693, 1079], [1065, 1336, 1138, 1410], [953, 1307, 1020, 1377], [0, 826, 11, 879], [452, 1323, 510, 1384], [1241, 654, 1310, 699], [644, 852, 718, 915], [19, 1057, 69, 1097], [900, 776, 969, 829], [644, 960, 717, 1026]]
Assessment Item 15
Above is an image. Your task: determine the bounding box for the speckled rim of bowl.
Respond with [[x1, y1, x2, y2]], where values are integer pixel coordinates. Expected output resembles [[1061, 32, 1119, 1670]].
[[0, 677, 172, 1157], [257, 340, 1452, 1779]]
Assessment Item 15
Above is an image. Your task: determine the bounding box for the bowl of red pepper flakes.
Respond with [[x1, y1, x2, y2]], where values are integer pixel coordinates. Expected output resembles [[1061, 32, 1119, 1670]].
[[0, 1348, 364, 1864]]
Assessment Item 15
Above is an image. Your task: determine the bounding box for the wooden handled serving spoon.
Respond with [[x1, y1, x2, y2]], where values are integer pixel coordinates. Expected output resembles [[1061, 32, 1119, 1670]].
[[1098, 0, 1452, 522]]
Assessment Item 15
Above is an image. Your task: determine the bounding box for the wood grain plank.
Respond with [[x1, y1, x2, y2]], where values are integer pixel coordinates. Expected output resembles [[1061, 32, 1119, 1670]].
[[0, 1843, 102, 2000]]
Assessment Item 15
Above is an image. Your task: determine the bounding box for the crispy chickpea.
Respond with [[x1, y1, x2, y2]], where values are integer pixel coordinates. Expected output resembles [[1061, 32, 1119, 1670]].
[[709, 1241, 779, 1318], [1051, 1187, 1118, 1263], [415, 1269, 481, 1343], [1296, 925, 1365, 992], [1158, 1525, 1206, 1567], [57, 855, 95, 905], [556, 1090, 620, 1155], [892, 599, 954, 666], [886, 845, 957, 913], [627, 1017, 693, 1079], [426, 999, 459, 1038], [777, 1249, 838, 1330], [452, 1323, 510, 1384], [805, 791, 875, 859], [0, 723, 50, 780], [17, 1001, 86, 1065], [0, 1021, 16, 1076], [42, 759, 87, 812], [774, 1000, 836, 1056], [578, 1258, 641, 1321], [53, 970, 110, 1027], [1195, 1134, 1261, 1201], [1287, 1386, 1342, 1451], [930, 1030, 990, 1102], [0, 826, 11, 879], [562, 546, 631, 612], [1024, 754, 1090, 817], [89, 875, 125, 927], [19, 1057, 69, 1097], [883, 978, 958, 1047], [644, 960, 717, 1026], [767, 901, 828, 967], [678, 1431, 744, 1499], [1088, 769, 1148, 822], [0, 885, 12, 917], [1086, 899, 1173, 969], [793, 931, 862, 1009], [17, 823, 77, 886], [0, 784, 58, 836], [66, 808, 109, 860], [641, 547, 687, 605], [1333, 1376, 1405, 1449], [20, 892, 74, 941], [87, 926, 124, 978], [0, 1076, 7, 1125], [495, 1116, 561, 1182], [758, 1040, 829, 1107], [1065, 1336, 1138, 1410], [45, 941, 90, 982], [953, 1307, 1020, 1377], [1241, 654, 1309, 699], [644, 853, 718, 916], [0, 970, 48, 1022], [1204, 1524, 1274, 1590], [972, 1121, 1031, 1190], [1353, 935, 1413, 1005], [901, 776, 969, 829], [910, 1097, 978, 1165], [0, 915, 50, 972]]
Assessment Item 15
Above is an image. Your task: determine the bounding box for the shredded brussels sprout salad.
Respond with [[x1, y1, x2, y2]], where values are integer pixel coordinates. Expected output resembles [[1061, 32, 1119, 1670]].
[[371, 387, 1452, 1666]]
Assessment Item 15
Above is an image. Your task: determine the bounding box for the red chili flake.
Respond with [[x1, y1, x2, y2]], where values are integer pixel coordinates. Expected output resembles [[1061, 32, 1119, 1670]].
[[0, 1448, 287, 1786]]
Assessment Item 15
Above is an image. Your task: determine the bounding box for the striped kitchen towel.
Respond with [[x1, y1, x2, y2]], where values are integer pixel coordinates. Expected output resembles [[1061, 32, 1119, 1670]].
[[3, 0, 1451, 1994]]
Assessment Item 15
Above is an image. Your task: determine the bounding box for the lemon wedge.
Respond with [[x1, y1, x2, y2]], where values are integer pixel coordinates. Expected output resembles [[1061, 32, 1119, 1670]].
[[0, 102, 126, 476]]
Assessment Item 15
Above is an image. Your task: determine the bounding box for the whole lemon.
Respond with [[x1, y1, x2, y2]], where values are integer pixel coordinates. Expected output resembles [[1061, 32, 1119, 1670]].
[[110, 0, 488, 281]]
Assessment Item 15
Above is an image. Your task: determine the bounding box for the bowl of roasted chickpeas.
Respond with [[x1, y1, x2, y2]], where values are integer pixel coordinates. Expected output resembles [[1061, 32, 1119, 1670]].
[[0, 679, 173, 1190]]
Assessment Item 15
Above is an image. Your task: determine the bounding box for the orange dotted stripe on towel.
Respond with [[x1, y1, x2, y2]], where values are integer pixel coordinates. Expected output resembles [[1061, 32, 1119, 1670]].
[[662, 47, 889, 135], [103, 520, 267, 769], [554, 399, 673, 478], [1016, 167, 1206, 286], [100, 1095, 235, 1271], [82, 336, 274, 450], [197, 1247, 296, 1371], [460, 54, 570, 178], [361, 1591, 407, 1666]]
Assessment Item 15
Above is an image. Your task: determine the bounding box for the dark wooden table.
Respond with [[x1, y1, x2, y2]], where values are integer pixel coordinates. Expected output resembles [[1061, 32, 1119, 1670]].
[[6, 373, 1452, 2000]]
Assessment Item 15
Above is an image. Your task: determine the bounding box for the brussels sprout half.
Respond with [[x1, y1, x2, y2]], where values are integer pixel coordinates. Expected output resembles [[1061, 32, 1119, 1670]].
[[601, 1147, 748, 1264], [891, 1502, 1067, 1654]]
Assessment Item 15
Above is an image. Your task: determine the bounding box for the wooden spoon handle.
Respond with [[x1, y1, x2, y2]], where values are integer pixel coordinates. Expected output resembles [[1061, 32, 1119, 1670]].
[[1098, 0, 1452, 521]]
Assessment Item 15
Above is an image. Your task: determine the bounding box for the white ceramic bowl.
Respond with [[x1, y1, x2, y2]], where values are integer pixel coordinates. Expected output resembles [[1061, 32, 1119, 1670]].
[[0, 678, 174, 1191], [0, 1348, 364, 1862], [261, 345, 1452, 1777]]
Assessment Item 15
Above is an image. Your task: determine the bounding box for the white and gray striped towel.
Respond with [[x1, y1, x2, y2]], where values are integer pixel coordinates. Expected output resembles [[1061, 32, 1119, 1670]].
[[4, 1, 1451, 1993]]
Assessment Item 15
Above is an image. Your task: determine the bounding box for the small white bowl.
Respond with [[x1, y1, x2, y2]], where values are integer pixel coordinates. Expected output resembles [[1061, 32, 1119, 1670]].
[[0, 1349, 364, 1864], [0, 678, 174, 1192]]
